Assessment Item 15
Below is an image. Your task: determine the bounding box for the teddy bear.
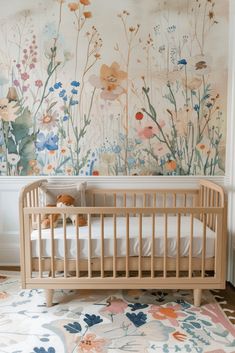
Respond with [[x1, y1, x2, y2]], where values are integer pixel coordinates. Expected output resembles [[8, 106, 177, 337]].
[[41, 194, 87, 229]]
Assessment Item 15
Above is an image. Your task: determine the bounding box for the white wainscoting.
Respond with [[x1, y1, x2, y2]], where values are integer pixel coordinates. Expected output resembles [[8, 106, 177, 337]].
[[0, 176, 229, 272]]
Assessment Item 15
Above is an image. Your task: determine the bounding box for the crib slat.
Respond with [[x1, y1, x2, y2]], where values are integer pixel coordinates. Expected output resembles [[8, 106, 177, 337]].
[[75, 215, 80, 277], [88, 214, 92, 278], [124, 193, 127, 207], [176, 213, 181, 278], [92, 193, 95, 207], [63, 214, 67, 278], [144, 193, 147, 207], [113, 193, 117, 207], [50, 215, 55, 278], [164, 213, 168, 278], [138, 213, 142, 278], [151, 213, 155, 278], [202, 213, 206, 278], [133, 193, 136, 207], [38, 214, 42, 278], [163, 193, 166, 208], [101, 214, 104, 278], [126, 213, 129, 277], [113, 214, 117, 278], [154, 193, 157, 207], [189, 214, 194, 278]]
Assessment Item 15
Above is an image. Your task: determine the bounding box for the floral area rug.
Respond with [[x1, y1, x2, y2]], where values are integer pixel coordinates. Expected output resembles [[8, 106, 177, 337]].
[[0, 273, 235, 353]]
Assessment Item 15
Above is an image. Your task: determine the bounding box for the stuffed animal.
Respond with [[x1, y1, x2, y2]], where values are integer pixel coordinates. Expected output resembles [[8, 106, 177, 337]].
[[41, 194, 87, 229]]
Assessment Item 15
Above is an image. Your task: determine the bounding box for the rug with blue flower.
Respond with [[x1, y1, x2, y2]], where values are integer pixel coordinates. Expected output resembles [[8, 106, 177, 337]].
[[0, 273, 235, 353]]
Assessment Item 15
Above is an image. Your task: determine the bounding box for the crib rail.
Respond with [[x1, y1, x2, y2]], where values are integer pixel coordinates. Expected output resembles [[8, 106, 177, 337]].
[[23, 205, 224, 286], [19, 179, 227, 293]]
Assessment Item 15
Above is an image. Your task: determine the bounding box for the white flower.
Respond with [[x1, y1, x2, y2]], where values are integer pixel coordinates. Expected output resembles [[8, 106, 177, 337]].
[[7, 153, 20, 165], [0, 98, 18, 122], [0, 162, 7, 172], [38, 111, 58, 131]]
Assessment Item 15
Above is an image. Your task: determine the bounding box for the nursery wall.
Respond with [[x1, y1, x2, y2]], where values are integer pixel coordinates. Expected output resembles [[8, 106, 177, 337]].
[[0, 0, 235, 286], [0, 0, 229, 176]]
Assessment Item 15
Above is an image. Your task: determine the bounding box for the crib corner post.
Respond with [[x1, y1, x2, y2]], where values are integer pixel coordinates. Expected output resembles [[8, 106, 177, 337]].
[[45, 289, 54, 307], [193, 289, 202, 307]]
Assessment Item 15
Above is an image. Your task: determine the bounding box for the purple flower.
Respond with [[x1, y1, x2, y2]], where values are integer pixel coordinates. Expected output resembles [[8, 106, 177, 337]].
[[63, 115, 69, 121], [13, 79, 20, 87]]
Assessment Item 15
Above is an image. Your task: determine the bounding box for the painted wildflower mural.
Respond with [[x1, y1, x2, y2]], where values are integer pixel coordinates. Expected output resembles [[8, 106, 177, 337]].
[[0, 0, 229, 176]]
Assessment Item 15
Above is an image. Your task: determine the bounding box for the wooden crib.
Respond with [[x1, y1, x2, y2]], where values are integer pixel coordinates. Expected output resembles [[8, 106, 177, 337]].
[[19, 179, 227, 307]]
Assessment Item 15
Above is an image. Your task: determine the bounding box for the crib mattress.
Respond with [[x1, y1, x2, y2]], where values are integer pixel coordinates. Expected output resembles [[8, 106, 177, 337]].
[[31, 215, 216, 259]]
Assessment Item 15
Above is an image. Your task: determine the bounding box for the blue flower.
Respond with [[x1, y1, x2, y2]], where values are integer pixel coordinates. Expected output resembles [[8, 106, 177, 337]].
[[128, 303, 149, 311], [36, 132, 59, 151], [71, 80, 80, 87], [70, 99, 79, 105], [113, 145, 121, 154], [127, 157, 136, 167], [194, 104, 200, 112], [71, 88, 78, 94], [49, 87, 54, 92], [63, 115, 69, 121], [84, 314, 103, 327], [64, 322, 82, 334], [33, 348, 55, 353], [178, 59, 187, 65], [59, 89, 66, 97], [63, 95, 68, 102], [54, 82, 62, 89], [126, 312, 147, 327]]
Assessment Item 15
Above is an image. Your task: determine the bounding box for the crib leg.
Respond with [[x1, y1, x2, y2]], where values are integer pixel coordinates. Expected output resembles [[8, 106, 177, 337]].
[[45, 289, 54, 307], [193, 289, 202, 307]]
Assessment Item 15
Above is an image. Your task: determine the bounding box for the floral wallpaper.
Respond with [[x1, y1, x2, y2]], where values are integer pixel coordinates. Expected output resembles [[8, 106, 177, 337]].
[[0, 0, 229, 176]]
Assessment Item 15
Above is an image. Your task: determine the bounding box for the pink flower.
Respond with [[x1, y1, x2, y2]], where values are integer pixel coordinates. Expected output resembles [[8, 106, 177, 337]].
[[138, 125, 157, 139], [101, 296, 128, 315], [29, 63, 35, 69], [16, 64, 21, 69], [21, 72, 29, 81], [22, 86, 28, 92], [13, 80, 20, 87], [35, 80, 43, 88]]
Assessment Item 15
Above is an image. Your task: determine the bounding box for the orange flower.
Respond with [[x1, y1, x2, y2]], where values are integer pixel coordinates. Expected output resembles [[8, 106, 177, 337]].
[[83, 11, 92, 18], [100, 62, 127, 92], [29, 159, 37, 167], [68, 2, 79, 11], [0, 291, 9, 300], [172, 331, 187, 342], [78, 333, 107, 352], [166, 160, 177, 171], [80, 0, 90, 5]]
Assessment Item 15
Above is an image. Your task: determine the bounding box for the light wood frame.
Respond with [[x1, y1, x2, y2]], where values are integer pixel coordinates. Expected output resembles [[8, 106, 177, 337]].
[[19, 179, 227, 307]]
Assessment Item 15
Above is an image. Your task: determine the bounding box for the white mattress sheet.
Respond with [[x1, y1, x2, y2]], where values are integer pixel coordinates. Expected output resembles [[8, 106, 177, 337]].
[[31, 216, 216, 259]]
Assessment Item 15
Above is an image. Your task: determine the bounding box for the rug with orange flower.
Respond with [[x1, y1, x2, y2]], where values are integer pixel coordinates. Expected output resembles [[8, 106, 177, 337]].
[[0, 273, 235, 353]]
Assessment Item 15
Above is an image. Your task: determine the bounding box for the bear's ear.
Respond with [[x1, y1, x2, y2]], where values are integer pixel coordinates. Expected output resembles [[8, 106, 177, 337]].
[[57, 194, 62, 200]]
